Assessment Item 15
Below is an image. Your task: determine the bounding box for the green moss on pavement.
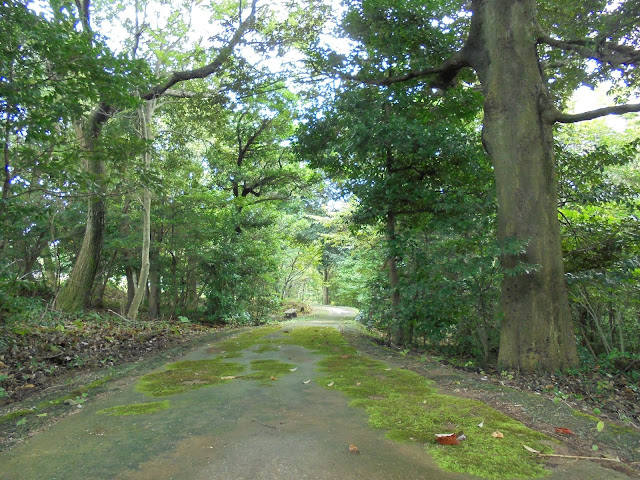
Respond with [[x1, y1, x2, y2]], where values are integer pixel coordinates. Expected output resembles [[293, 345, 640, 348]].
[[285, 326, 552, 479], [241, 359, 296, 384], [97, 401, 170, 416], [137, 358, 244, 397], [209, 326, 281, 357]]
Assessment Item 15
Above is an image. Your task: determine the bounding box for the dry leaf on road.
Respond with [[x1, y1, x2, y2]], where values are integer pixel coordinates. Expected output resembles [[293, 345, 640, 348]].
[[435, 433, 460, 445]]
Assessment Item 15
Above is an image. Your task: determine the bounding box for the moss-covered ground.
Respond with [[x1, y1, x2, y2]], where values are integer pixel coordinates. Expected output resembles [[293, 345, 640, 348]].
[[97, 400, 170, 416], [136, 358, 245, 396], [208, 325, 281, 357], [132, 324, 553, 479], [240, 359, 296, 384], [278, 326, 553, 479]]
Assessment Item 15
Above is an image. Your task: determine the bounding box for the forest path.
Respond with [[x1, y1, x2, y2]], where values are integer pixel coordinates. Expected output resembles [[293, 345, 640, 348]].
[[0, 306, 633, 479]]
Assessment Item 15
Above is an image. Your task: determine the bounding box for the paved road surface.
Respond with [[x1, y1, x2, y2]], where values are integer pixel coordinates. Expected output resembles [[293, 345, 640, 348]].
[[0, 307, 631, 480]]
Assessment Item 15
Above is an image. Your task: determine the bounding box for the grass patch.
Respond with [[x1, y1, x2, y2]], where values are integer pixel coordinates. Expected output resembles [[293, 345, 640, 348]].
[[97, 401, 170, 416], [241, 359, 296, 385], [137, 358, 244, 397], [0, 409, 35, 424], [285, 326, 551, 479]]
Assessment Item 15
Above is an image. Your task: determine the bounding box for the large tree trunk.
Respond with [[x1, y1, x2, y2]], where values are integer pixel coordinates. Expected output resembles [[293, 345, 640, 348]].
[[468, 0, 578, 371], [55, 106, 112, 312], [386, 210, 405, 344]]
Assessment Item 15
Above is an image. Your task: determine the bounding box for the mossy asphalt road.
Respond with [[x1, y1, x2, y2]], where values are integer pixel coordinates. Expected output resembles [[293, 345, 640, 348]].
[[0, 307, 633, 480]]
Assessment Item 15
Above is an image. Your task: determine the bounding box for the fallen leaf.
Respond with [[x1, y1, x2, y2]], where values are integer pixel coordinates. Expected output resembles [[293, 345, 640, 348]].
[[289, 368, 297, 372], [220, 376, 236, 380], [435, 433, 460, 445], [554, 427, 576, 435], [356, 382, 362, 386], [327, 381, 335, 387], [477, 421, 484, 428], [385, 368, 392, 371], [349, 444, 360, 454], [24, 384, 35, 389], [270, 376, 277, 381], [492, 431, 504, 439], [303, 379, 311, 384], [341, 355, 351, 359], [523, 445, 541, 454]]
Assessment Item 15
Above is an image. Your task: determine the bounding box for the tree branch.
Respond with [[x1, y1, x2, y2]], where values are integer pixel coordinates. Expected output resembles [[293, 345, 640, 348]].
[[554, 102, 640, 123], [538, 34, 640, 68], [163, 89, 224, 99], [141, 0, 258, 100], [338, 51, 469, 89]]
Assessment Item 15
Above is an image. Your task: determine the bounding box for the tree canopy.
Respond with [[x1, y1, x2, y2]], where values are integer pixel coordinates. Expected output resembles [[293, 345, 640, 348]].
[[1, 0, 640, 375]]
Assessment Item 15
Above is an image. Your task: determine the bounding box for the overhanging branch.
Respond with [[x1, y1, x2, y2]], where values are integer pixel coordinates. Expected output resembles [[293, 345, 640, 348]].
[[554, 102, 640, 123], [339, 51, 469, 89], [163, 89, 224, 99], [141, 0, 258, 100], [538, 34, 640, 68]]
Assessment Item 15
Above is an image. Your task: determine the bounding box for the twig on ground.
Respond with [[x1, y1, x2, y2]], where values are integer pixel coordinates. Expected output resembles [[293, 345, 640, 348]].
[[252, 419, 277, 429], [108, 309, 134, 322]]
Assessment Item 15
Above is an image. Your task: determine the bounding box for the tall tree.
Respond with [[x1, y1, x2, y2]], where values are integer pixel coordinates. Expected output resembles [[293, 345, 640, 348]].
[[55, 0, 261, 311], [322, 0, 640, 371]]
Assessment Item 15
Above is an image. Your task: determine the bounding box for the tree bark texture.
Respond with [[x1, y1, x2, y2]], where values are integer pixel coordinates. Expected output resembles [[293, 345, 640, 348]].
[[467, 0, 578, 371], [55, 113, 108, 311]]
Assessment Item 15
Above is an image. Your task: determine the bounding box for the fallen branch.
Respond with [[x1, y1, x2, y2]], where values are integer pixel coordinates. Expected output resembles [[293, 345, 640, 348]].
[[524, 445, 621, 462], [108, 309, 134, 323], [539, 453, 621, 462]]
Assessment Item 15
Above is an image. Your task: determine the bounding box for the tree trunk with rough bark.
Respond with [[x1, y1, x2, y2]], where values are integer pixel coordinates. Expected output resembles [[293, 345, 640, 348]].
[[467, 0, 578, 371], [55, 112, 109, 311]]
